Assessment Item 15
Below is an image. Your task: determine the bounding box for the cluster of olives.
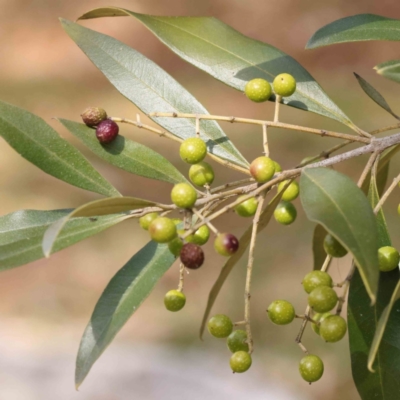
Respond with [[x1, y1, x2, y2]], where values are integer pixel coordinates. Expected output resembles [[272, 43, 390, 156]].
[[266, 232, 400, 383], [81, 107, 120, 143], [244, 73, 297, 102], [207, 314, 252, 373]]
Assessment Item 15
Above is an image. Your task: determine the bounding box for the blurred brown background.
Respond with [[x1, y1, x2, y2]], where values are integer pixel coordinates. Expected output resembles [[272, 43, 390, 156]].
[[0, 0, 400, 399]]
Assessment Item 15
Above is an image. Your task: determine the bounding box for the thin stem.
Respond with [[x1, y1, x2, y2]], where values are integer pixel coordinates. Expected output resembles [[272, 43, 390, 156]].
[[244, 193, 267, 354], [192, 208, 219, 235], [370, 123, 400, 135], [195, 116, 200, 137], [234, 320, 247, 326], [177, 263, 185, 292], [262, 124, 269, 156], [374, 172, 400, 214], [149, 112, 371, 144], [210, 178, 254, 194], [357, 151, 380, 187], [274, 95, 282, 123], [111, 117, 250, 175], [336, 262, 356, 315]]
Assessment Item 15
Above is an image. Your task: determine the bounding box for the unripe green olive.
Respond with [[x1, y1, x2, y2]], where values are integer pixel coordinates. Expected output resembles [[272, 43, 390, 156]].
[[250, 156, 275, 183], [308, 286, 338, 313], [148, 217, 177, 243], [186, 225, 210, 246], [273, 73, 297, 97], [164, 290, 186, 312], [378, 246, 400, 272], [302, 271, 333, 294], [180, 137, 207, 164], [267, 300, 295, 325], [323, 234, 348, 258], [189, 162, 215, 186], [319, 315, 347, 343], [139, 212, 159, 230], [208, 314, 233, 338], [171, 183, 197, 209], [230, 351, 252, 373], [235, 196, 258, 218], [274, 201, 297, 225], [277, 180, 300, 202], [227, 330, 249, 353], [244, 79, 272, 103], [299, 355, 324, 383]]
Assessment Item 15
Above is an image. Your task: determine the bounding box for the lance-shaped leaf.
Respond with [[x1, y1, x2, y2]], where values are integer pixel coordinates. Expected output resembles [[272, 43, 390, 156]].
[[77, 7, 355, 129], [199, 189, 284, 338], [0, 209, 128, 271], [58, 119, 188, 185], [300, 167, 379, 303], [354, 73, 400, 120], [375, 59, 400, 84], [0, 100, 120, 197], [307, 14, 400, 49], [75, 241, 175, 388], [348, 174, 400, 399], [42, 197, 158, 257], [312, 224, 328, 270], [60, 19, 248, 169]]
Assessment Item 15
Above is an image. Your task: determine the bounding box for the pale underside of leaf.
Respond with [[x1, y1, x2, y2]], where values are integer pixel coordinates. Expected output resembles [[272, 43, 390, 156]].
[[77, 7, 355, 129], [61, 19, 248, 169]]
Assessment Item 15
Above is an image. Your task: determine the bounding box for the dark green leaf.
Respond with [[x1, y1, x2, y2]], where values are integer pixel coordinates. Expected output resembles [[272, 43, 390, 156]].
[[307, 14, 400, 49], [0, 100, 120, 197], [354, 73, 399, 120], [61, 19, 248, 169], [58, 119, 188, 185], [0, 209, 127, 271], [77, 7, 355, 129], [75, 241, 175, 388], [199, 190, 284, 339], [312, 224, 328, 270], [348, 174, 400, 399], [375, 59, 400, 84], [300, 167, 379, 303], [42, 197, 156, 257]]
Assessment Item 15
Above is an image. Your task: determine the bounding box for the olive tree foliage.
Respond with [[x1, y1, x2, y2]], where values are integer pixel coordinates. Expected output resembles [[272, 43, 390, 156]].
[[0, 9, 400, 398]]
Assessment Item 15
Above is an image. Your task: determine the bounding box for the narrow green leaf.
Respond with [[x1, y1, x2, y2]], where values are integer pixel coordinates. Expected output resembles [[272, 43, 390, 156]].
[[0, 100, 120, 197], [312, 224, 328, 270], [42, 197, 156, 257], [199, 190, 284, 339], [368, 281, 400, 372], [77, 7, 355, 129], [58, 119, 188, 185], [0, 209, 127, 271], [375, 59, 400, 84], [307, 14, 400, 49], [354, 73, 399, 120], [300, 167, 379, 303], [348, 174, 400, 399], [75, 241, 175, 388], [60, 19, 248, 169]]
